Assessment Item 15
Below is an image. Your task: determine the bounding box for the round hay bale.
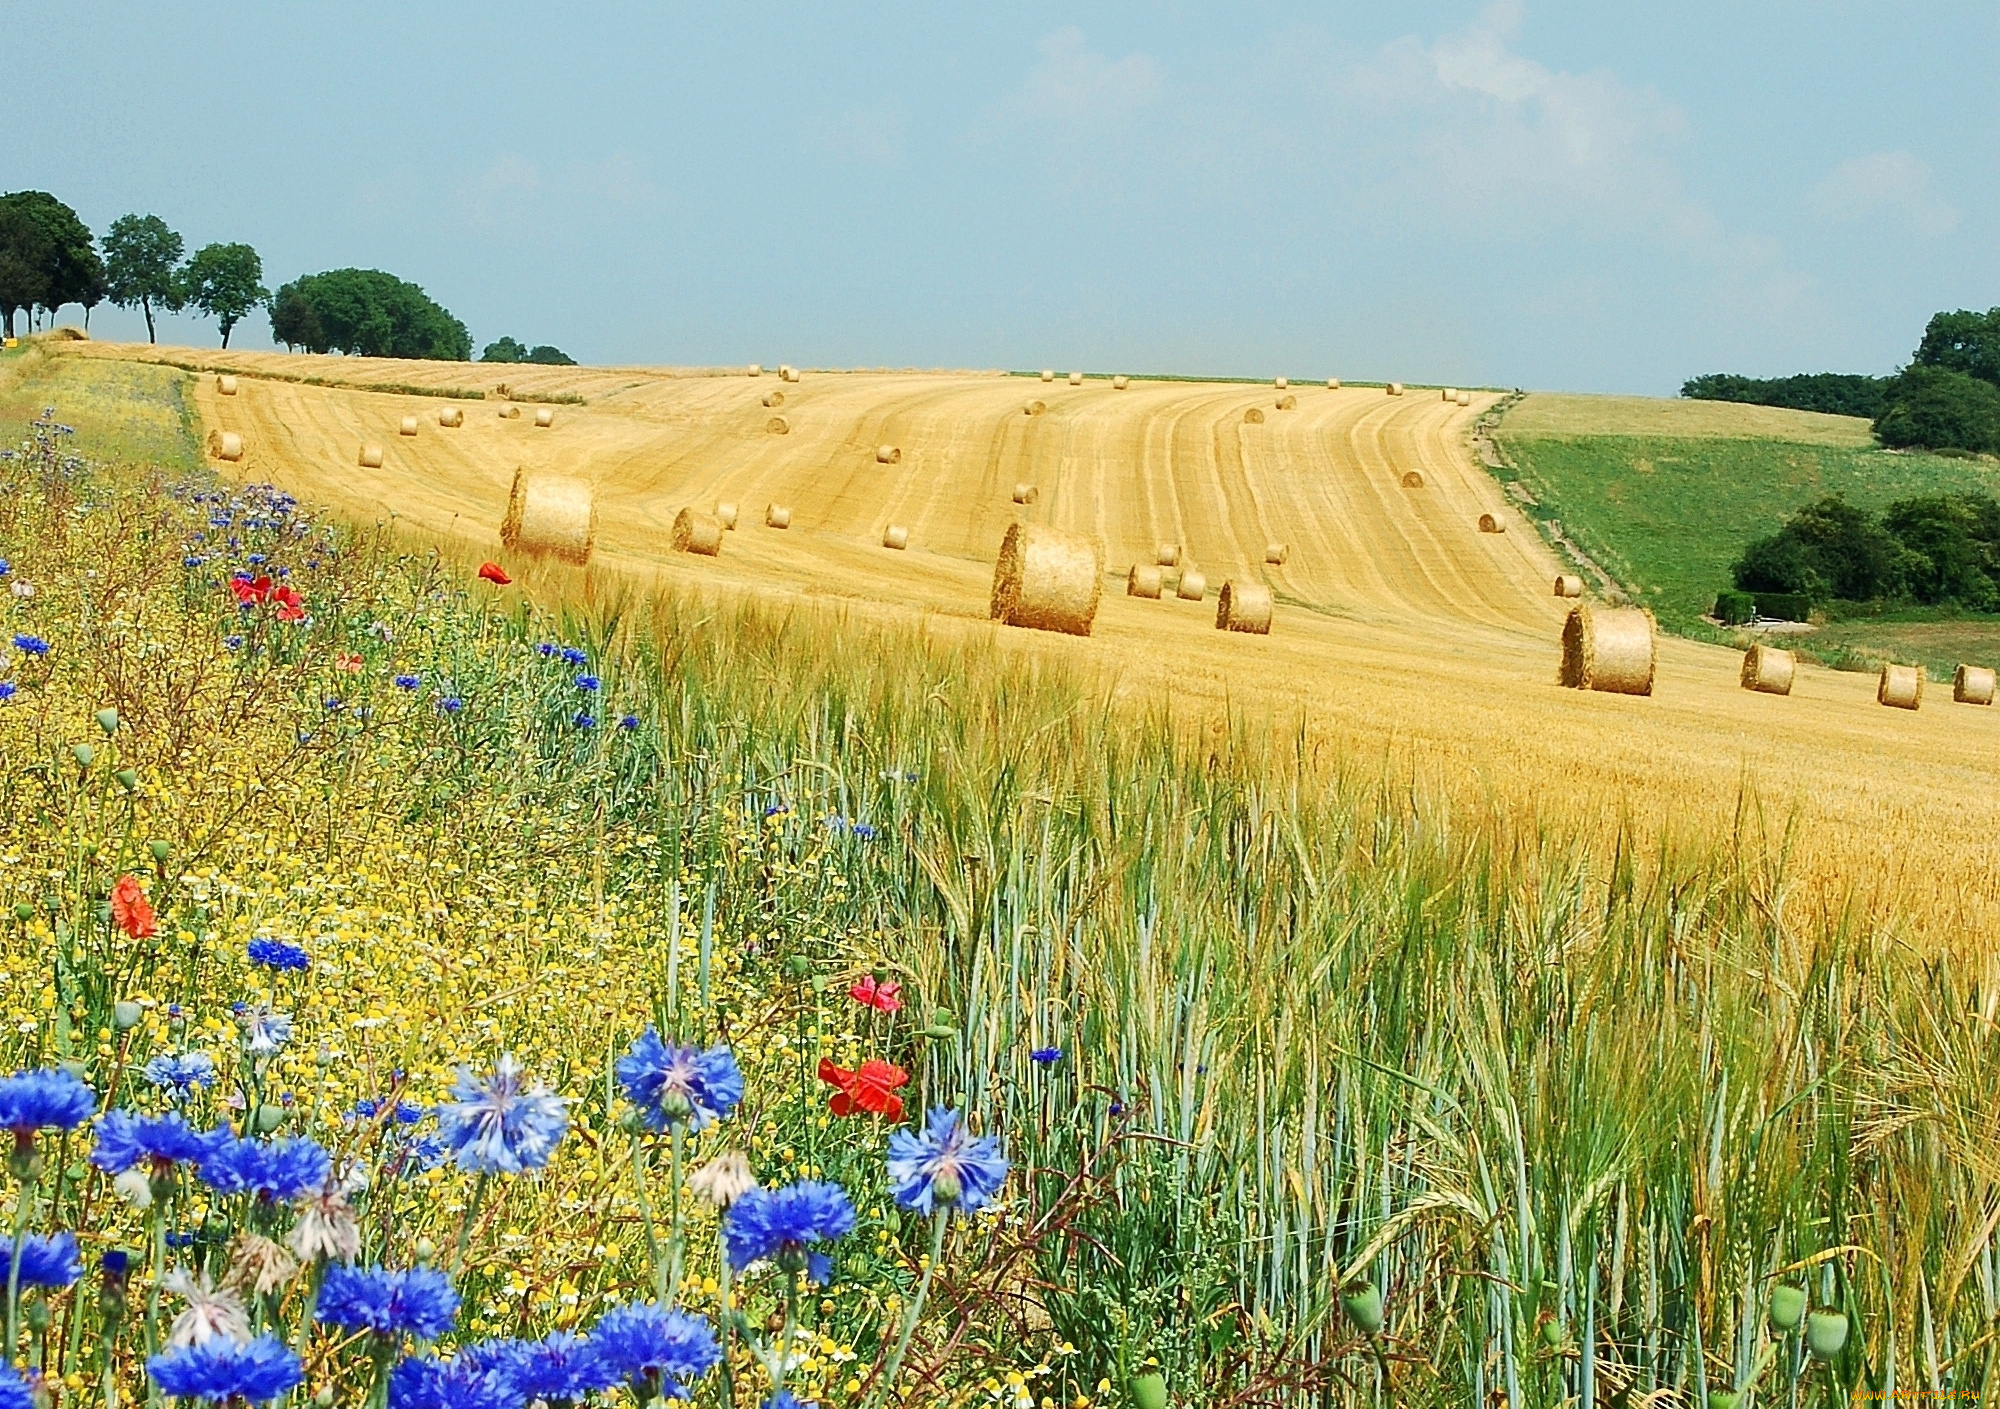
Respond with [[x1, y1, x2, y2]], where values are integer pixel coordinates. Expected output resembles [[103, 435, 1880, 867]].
[[782, 366, 801, 383], [500, 468, 596, 565], [671, 507, 724, 557], [766, 416, 790, 435], [1326, 378, 1341, 389], [1553, 574, 1583, 598], [534, 407, 556, 429], [1012, 483, 1039, 505], [1040, 369, 1055, 382], [359, 442, 385, 469], [438, 406, 464, 428], [716, 501, 739, 530], [1740, 644, 1795, 696], [748, 364, 763, 377], [765, 504, 792, 529], [499, 405, 521, 419], [217, 374, 238, 396], [1954, 664, 1996, 705], [1478, 513, 1506, 534], [1387, 382, 1405, 397], [1176, 570, 1207, 602], [883, 524, 909, 550], [1559, 604, 1655, 696], [1456, 390, 1472, 407], [1401, 471, 1424, 489], [1243, 407, 1266, 425], [1215, 580, 1273, 635], [1878, 664, 1924, 710], [1265, 542, 1289, 565], [399, 415, 419, 437], [207, 430, 243, 463], [1112, 375, 1130, 390], [1157, 543, 1179, 567], [1023, 400, 1046, 416], [989, 521, 1103, 636], [1443, 388, 1458, 402], [1275, 377, 1288, 390], [1127, 564, 1164, 599], [1068, 371, 1083, 386], [1276, 393, 1296, 411], [762, 391, 786, 408], [876, 445, 901, 464]]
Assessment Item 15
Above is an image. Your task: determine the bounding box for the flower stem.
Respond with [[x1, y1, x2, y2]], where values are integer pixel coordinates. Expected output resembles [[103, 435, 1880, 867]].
[[666, 1123, 685, 1305], [628, 1130, 667, 1302], [144, 1200, 167, 1408], [869, 1208, 949, 1409], [774, 1267, 800, 1397], [4, 1151, 38, 1360], [716, 1241, 735, 1408], [451, 1172, 490, 1276]]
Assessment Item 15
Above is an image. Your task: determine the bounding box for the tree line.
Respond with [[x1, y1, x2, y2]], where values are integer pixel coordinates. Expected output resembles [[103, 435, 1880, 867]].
[[1683, 309, 2000, 454], [1, 189, 568, 364], [1732, 492, 2000, 613]]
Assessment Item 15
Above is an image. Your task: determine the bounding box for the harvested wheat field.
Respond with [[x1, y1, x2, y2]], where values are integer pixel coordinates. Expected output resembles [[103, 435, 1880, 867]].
[[69, 341, 2000, 948]]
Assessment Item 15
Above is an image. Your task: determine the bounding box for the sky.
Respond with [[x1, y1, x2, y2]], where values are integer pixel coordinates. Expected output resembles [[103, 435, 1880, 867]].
[[5, 2, 1994, 393]]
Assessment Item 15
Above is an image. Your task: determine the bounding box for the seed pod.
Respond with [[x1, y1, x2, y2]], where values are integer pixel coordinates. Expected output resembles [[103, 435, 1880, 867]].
[[95, 708, 119, 735], [1708, 1392, 1743, 1409], [1129, 1373, 1168, 1409], [112, 1002, 143, 1030], [1806, 1310, 1849, 1361], [1538, 1312, 1565, 1349], [149, 841, 171, 865], [13, 903, 33, 921], [254, 1105, 286, 1134], [72, 744, 94, 768], [115, 768, 138, 793], [1341, 1281, 1384, 1335], [922, 1025, 958, 1040], [1767, 1284, 1806, 1331]]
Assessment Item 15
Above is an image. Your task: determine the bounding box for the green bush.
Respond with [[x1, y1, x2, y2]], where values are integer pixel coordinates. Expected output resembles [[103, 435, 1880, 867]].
[[1731, 491, 2000, 613], [481, 336, 576, 365], [1713, 589, 1755, 625], [1751, 592, 1814, 622], [269, 268, 470, 360], [1874, 366, 2000, 454]]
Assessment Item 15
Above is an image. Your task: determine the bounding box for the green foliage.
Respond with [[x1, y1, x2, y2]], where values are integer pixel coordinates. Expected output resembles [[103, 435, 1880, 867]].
[[1751, 592, 1813, 622], [0, 190, 105, 336], [1711, 589, 1754, 625], [1872, 366, 2000, 453], [180, 241, 267, 348], [482, 335, 577, 365], [1680, 372, 1890, 419], [1731, 491, 2000, 611], [1911, 306, 2000, 387], [100, 213, 185, 343], [269, 267, 470, 360]]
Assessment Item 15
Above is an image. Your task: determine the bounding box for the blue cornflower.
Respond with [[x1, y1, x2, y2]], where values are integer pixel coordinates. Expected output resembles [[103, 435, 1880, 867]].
[[183, 555, 205, 568], [437, 696, 464, 714], [165, 1231, 197, 1250], [0, 1363, 27, 1409], [224, 635, 243, 651], [386, 1353, 517, 1409], [722, 1181, 855, 1285], [1030, 1047, 1063, 1065], [535, 643, 558, 658], [0, 560, 8, 575], [246, 553, 266, 565], [590, 1303, 720, 1401], [317, 1264, 460, 1341], [618, 713, 640, 731], [147, 1335, 302, 1405], [436, 1054, 568, 1175], [394, 674, 421, 690], [503, 1331, 616, 1402], [91, 1110, 231, 1175], [10, 634, 48, 656], [850, 822, 877, 840], [0, 1067, 96, 1134], [0, 683, 14, 703], [143, 1051, 218, 1099], [573, 712, 597, 729], [559, 646, 588, 666], [0, 1231, 81, 1288], [350, 1098, 425, 1125], [888, 1107, 1009, 1216], [198, 1135, 331, 1203], [574, 674, 600, 691], [246, 937, 310, 972], [616, 1031, 743, 1132]]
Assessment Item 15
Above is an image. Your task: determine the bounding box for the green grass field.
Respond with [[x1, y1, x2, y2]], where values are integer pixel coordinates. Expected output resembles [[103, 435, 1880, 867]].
[[0, 342, 200, 471], [1492, 392, 2000, 673]]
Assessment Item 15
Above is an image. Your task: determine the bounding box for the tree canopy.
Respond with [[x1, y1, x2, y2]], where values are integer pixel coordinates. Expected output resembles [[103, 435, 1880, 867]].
[[1732, 492, 2000, 611], [1912, 308, 2000, 388], [480, 335, 576, 365], [0, 190, 105, 337], [270, 268, 470, 360], [181, 243, 267, 348], [1873, 366, 2000, 455], [1679, 372, 1890, 419], [101, 214, 185, 343]]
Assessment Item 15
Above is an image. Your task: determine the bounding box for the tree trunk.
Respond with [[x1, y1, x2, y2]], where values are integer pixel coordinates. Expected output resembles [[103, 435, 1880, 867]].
[[220, 318, 233, 349], [142, 297, 156, 344]]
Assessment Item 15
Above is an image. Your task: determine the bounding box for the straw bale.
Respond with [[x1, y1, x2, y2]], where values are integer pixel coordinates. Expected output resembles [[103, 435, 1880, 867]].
[[765, 504, 792, 529], [438, 406, 464, 428], [989, 522, 1103, 636], [1214, 580, 1273, 635], [1402, 471, 1424, 489], [1954, 664, 1996, 705], [217, 374, 238, 396], [399, 415, 419, 437], [1157, 543, 1180, 566], [1243, 407, 1265, 425], [1553, 574, 1583, 598], [1275, 377, 1288, 390], [1878, 664, 1924, 710], [748, 364, 763, 376], [1478, 513, 1505, 534], [534, 407, 555, 429], [671, 507, 724, 556], [1176, 570, 1207, 601], [207, 430, 243, 463], [1326, 378, 1341, 389], [1455, 390, 1472, 406], [499, 405, 521, 419], [1265, 542, 1289, 565], [1012, 483, 1039, 504], [1127, 565, 1164, 599], [359, 442, 384, 469], [716, 501, 739, 530], [883, 524, 909, 550], [500, 468, 596, 565], [1113, 375, 1130, 390], [766, 416, 790, 435], [1041, 370, 1054, 382], [876, 445, 901, 464], [1276, 393, 1296, 410], [1559, 604, 1655, 696], [1387, 382, 1404, 396], [1068, 371, 1083, 386], [1443, 388, 1459, 402], [1023, 400, 1045, 416], [762, 391, 786, 408], [1740, 644, 1795, 696]]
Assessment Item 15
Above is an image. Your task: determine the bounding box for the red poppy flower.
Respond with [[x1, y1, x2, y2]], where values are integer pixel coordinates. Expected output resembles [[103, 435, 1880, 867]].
[[817, 1057, 908, 1121], [848, 976, 902, 1013], [477, 562, 512, 586], [109, 875, 157, 939], [271, 585, 305, 622], [335, 653, 363, 674], [229, 575, 274, 604]]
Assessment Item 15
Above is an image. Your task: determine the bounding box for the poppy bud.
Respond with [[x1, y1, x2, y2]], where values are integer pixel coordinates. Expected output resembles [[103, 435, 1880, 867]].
[[923, 1025, 957, 1040], [73, 744, 94, 768], [12, 903, 31, 921], [415, 1239, 435, 1266], [150, 840, 171, 865], [1341, 1281, 1385, 1336], [809, 974, 827, 993], [255, 1104, 286, 1134], [1708, 1392, 1742, 1409], [784, 955, 811, 979], [115, 768, 138, 793], [1538, 1312, 1565, 1348], [113, 1001, 143, 1030], [1129, 1372, 1169, 1409], [1806, 1309, 1849, 1361], [95, 708, 119, 735], [1767, 1284, 1806, 1331]]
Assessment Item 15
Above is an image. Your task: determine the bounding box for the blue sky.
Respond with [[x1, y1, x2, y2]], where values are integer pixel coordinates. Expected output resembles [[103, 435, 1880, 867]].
[[7, 2, 1993, 392]]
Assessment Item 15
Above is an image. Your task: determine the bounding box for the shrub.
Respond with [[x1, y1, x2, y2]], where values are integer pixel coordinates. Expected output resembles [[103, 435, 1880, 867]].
[[1751, 592, 1814, 622], [1732, 495, 1903, 603], [1712, 589, 1755, 625], [1912, 307, 2000, 388], [481, 336, 576, 366], [1874, 366, 2000, 454]]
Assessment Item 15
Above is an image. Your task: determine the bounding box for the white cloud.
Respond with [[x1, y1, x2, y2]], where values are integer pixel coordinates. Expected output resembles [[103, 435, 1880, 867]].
[[1810, 151, 1959, 236], [1002, 27, 1162, 127]]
